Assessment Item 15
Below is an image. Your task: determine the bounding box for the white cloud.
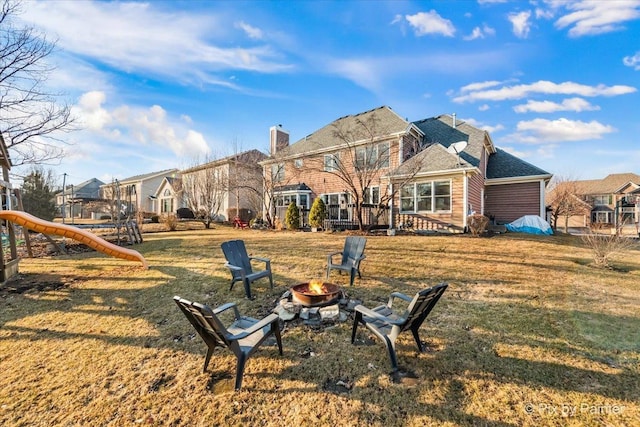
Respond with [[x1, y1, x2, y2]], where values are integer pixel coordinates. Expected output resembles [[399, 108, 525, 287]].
[[623, 51, 640, 70], [513, 97, 600, 113], [464, 118, 505, 133], [551, 0, 640, 37], [73, 91, 211, 158], [406, 11, 456, 37], [460, 80, 503, 92], [235, 21, 264, 39], [478, 0, 508, 4], [479, 104, 490, 111], [506, 118, 615, 143], [21, 1, 292, 88], [464, 24, 496, 40], [508, 10, 532, 38], [453, 80, 637, 103]]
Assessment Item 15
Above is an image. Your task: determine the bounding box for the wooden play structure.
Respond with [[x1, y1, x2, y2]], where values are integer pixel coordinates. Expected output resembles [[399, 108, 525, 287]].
[[0, 134, 19, 283]]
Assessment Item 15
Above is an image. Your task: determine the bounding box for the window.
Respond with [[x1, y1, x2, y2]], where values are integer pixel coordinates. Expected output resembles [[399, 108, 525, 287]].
[[161, 198, 173, 213], [355, 142, 390, 169], [324, 154, 339, 172], [294, 159, 304, 168], [364, 186, 380, 205], [275, 193, 310, 209], [592, 211, 611, 223], [271, 164, 284, 182], [592, 195, 611, 205], [400, 180, 451, 213]]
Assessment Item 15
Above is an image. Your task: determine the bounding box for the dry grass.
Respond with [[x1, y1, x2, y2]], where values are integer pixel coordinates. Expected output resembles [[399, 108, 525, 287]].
[[1, 226, 639, 426]]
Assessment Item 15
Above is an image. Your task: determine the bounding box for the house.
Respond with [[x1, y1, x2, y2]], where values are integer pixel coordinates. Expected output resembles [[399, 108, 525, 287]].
[[260, 106, 552, 231], [548, 173, 640, 229], [180, 150, 266, 221], [152, 176, 183, 216], [55, 178, 105, 219], [100, 168, 179, 216]]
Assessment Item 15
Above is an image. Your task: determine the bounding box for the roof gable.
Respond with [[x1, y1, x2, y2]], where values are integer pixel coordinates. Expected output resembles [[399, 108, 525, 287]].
[[182, 149, 266, 174], [274, 106, 411, 158], [573, 173, 640, 195]]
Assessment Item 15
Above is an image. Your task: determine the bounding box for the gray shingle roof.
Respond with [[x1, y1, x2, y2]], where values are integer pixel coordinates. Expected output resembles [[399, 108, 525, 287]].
[[412, 115, 489, 168], [118, 168, 179, 184], [273, 106, 410, 158], [393, 143, 469, 176], [181, 149, 266, 174], [486, 148, 551, 179], [57, 177, 105, 198], [573, 173, 640, 195]]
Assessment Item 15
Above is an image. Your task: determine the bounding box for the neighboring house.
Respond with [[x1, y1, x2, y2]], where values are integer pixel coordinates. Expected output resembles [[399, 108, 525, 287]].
[[180, 149, 266, 221], [549, 173, 640, 229], [55, 178, 105, 219], [260, 106, 552, 231], [100, 168, 179, 216], [152, 176, 183, 216]]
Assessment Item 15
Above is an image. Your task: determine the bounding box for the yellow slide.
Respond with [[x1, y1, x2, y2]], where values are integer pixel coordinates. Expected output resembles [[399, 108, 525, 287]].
[[0, 210, 148, 268]]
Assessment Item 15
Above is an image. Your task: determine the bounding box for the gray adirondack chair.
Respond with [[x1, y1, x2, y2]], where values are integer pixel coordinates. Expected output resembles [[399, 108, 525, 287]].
[[326, 236, 367, 286], [221, 240, 273, 299], [173, 296, 283, 390], [351, 283, 448, 370]]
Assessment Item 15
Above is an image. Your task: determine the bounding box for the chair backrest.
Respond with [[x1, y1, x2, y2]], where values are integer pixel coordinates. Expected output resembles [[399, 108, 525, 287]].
[[221, 240, 253, 275], [173, 296, 231, 349], [400, 283, 448, 333], [342, 236, 366, 266]]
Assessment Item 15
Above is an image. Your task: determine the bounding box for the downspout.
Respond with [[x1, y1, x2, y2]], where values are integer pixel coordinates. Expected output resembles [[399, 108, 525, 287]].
[[462, 170, 468, 230], [388, 182, 393, 229]]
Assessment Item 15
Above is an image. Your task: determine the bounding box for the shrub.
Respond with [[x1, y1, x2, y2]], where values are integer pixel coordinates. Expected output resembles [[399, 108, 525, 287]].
[[284, 202, 300, 230], [100, 215, 111, 220], [467, 214, 489, 237], [160, 213, 178, 231], [151, 215, 159, 223], [309, 198, 327, 228], [581, 227, 635, 268]]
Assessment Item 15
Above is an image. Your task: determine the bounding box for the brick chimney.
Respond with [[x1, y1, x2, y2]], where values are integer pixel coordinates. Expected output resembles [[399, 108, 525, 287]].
[[270, 125, 289, 155]]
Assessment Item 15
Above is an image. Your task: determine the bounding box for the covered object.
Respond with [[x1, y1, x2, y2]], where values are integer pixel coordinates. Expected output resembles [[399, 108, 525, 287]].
[[505, 215, 553, 235]]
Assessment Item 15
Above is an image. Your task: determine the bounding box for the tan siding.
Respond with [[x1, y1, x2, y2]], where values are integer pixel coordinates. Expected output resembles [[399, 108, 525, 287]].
[[485, 182, 541, 223]]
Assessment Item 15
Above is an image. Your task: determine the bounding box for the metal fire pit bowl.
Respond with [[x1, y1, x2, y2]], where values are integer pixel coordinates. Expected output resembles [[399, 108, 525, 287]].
[[291, 282, 342, 307]]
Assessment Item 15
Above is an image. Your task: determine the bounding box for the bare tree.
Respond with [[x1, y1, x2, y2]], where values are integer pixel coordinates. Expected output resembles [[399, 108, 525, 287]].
[[547, 176, 590, 232], [309, 113, 425, 231], [1, 0, 75, 166], [182, 157, 227, 229]]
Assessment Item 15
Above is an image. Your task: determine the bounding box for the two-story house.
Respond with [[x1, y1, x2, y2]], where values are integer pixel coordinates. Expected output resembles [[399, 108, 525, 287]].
[[100, 168, 179, 216], [180, 149, 266, 221], [261, 106, 552, 231], [552, 173, 640, 229], [55, 177, 105, 219]]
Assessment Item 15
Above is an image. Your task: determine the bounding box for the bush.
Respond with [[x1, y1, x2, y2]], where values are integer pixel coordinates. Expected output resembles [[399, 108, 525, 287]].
[[309, 198, 327, 228], [581, 227, 635, 268], [160, 213, 178, 231], [284, 202, 300, 230], [176, 207, 195, 219], [100, 215, 111, 220], [151, 215, 159, 223]]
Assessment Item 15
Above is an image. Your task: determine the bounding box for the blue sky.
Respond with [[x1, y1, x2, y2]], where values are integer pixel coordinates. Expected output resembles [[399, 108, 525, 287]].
[[14, 0, 640, 187]]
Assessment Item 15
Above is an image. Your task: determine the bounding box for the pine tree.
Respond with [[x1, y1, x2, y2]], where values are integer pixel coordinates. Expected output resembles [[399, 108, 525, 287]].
[[21, 167, 57, 221], [284, 202, 300, 230], [308, 197, 327, 228]]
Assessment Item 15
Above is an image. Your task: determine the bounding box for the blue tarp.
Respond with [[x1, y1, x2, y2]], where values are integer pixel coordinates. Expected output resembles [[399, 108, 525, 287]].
[[505, 215, 553, 235]]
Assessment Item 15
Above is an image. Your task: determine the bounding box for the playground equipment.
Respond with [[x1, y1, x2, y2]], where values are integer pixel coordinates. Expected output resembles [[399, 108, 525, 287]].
[[0, 210, 148, 268]]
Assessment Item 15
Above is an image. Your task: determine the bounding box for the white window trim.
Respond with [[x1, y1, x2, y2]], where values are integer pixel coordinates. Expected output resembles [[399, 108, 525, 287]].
[[400, 179, 452, 214]]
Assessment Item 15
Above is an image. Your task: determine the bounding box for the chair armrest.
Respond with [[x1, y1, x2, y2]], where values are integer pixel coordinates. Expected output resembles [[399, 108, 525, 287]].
[[327, 251, 343, 264], [232, 314, 279, 339], [387, 291, 412, 307], [354, 304, 405, 326], [224, 262, 247, 281], [213, 302, 240, 318]]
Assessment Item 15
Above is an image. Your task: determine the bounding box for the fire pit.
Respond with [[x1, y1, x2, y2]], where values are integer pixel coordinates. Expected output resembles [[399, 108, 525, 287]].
[[291, 280, 342, 307]]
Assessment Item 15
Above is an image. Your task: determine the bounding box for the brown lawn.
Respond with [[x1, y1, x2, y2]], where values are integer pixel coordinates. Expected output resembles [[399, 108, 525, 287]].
[[0, 225, 638, 426]]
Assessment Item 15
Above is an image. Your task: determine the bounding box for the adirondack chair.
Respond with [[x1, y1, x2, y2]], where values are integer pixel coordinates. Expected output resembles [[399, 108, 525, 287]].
[[326, 236, 367, 286], [221, 240, 273, 299], [351, 283, 448, 370], [173, 296, 283, 390]]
